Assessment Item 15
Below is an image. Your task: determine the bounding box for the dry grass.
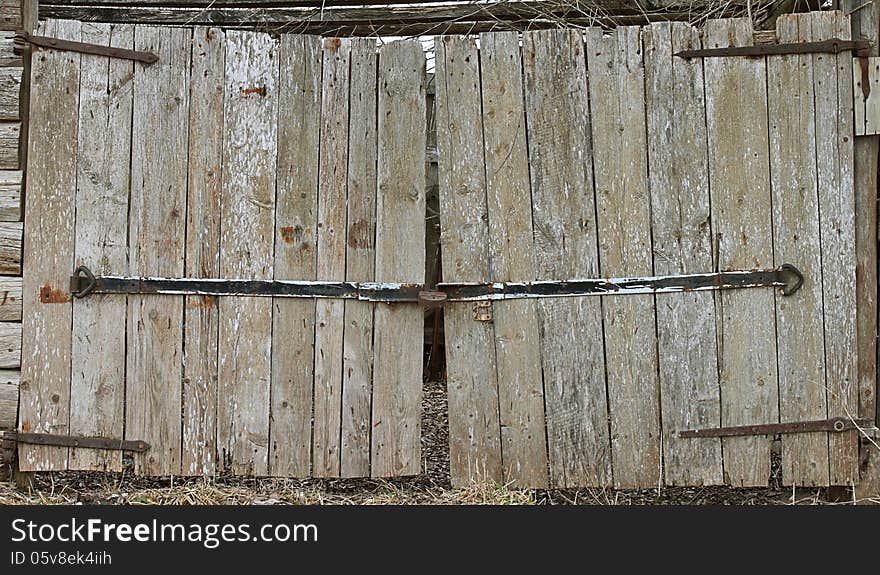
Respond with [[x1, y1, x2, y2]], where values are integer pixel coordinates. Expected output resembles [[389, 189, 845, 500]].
[[2, 380, 877, 505]]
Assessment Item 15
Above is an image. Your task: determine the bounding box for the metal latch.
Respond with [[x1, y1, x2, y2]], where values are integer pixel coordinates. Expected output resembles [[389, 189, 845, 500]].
[[1, 430, 150, 453], [680, 417, 875, 439], [14, 30, 158, 64]]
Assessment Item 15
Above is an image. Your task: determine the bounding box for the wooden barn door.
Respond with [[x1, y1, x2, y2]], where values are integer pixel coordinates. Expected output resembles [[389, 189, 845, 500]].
[[436, 12, 866, 489], [18, 19, 426, 478]]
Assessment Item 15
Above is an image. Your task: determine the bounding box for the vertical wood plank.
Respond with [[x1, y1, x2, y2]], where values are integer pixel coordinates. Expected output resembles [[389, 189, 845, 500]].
[[767, 14, 829, 486], [69, 22, 133, 472], [813, 11, 860, 485], [523, 29, 610, 488], [704, 18, 779, 487], [18, 18, 80, 472], [372, 40, 425, 478], [313, 38, 350, 478], [270, 34, 321, 477], [182, 26, 225, 476], [340, 37, 377, 478], [218, 30, 278, 476], [127, 25, 191, 476], [479, 31, 548, 488], [644, 21, 723, 486], [435, 35, 503, 486], [587, 26, 661, 489], [480, 32, 548, 487]]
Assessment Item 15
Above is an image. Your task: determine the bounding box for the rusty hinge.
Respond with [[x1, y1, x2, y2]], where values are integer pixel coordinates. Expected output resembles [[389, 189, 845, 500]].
[[1, 430, 150, 452], [14, 30, 158, 65], [676, 38, 871, 59], [680, 417, 875, 439]]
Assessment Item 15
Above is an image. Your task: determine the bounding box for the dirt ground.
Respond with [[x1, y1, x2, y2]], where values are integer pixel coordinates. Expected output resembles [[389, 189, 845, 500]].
[[2, 380, 876, 505]]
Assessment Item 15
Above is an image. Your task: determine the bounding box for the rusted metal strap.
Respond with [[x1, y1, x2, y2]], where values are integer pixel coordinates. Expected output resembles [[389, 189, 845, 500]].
[[676, 38, 871, 59], [70, 265, 425, 303], [14, 30, 158, 64], [1, 430, 150, 452], [679, 417, 874, 439], [435, 264, 803, 301], [70, 264, 804, 303]]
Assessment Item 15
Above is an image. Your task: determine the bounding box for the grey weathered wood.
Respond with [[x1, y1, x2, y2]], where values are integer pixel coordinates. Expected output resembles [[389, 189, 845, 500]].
[[313, 37, 349, 478], [644, 21, 723, 487], [479, 31, 548, 488], [853, 57, 880, 136], [340, 37, 377, 478], [587, 26, 661, 490], [523, 28, 610, 488], [0, 221, 20, 274], [0, 277, 20, 321], [704, 17, 779, 487], [126, 25, 190, 476], [18, 19, 79, 472], [435, 35, 503, 487], [270, 33, 321, 477], [0, 122, 19, 169], [69, 23, 133, 472], [813, 10, 860, 486], [182, 26, 224, 477], [0, 32, 21, 66], [218, 30, 277, 476], [0, 67, 21, 121], [0, 369, 16, 428], [372, 40, 425, 478], [0, 320, 19, 368], [767, 13, 829, 486], [0, 170, 21, 221]]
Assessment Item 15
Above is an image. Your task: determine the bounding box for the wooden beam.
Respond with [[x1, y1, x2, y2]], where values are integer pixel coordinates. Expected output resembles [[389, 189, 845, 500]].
[[0, 369, 17, 428]]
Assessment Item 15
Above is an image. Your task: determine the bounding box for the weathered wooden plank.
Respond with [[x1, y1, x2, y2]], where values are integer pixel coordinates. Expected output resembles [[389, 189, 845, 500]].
[[69, 23, 133, 472], [767, 14, 829, 486], [0, 122, 19, 169], [0, 170, 21, 221], [340, 37, 377, 478], [0, 0, 19, 31], [587, 26, 661, 490], [18, 19, 80, 472], [704, 17, 778, 487], [313, 37, 350, 478], [0, 32, 20, 67], [853, 57, 880, 136], [0, 320, 19, 368], [479, 31, 548, 488], [0, 277, 20, 321], [126, 25, 190, 476], [813, 10, 860, 485], [644, 21, 723, 487], [218, 30, 277, 476], [0, 369, 16, 428], [270, 33, 321, 477], [372, 40, 425, 478], [522, 28, 609, 488], [0, 67, 21, 121], [435, 35, 503, 487], [0, 221, 20, 275], [182, 26, 224, 477]]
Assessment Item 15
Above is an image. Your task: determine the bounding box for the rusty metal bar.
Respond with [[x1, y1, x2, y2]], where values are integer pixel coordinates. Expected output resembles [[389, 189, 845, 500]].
[[14, 30, 159, 64], [676, 38, 871, 59], [70, 264, 804, 303], [679, 417, 875, 439], [1, 430, 150, 452]]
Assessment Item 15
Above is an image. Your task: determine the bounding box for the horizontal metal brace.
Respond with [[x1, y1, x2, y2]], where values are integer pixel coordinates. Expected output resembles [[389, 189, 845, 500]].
[[14, 30, 159, 64], [679, 417, 874, 439], [436, 265, 803, 300], [1, 430, 150, 453], [70, 264, 804, 302], [676, 38, 871, 59]]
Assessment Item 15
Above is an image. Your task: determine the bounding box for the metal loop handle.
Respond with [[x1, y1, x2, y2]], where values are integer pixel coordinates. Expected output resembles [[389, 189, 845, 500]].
[[70, 265, 97, 298]]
